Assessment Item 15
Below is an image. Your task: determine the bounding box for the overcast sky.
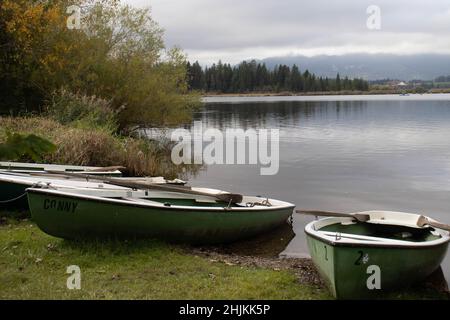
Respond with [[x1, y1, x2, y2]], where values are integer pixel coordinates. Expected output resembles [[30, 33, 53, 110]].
[[126, 0, 450, 64]]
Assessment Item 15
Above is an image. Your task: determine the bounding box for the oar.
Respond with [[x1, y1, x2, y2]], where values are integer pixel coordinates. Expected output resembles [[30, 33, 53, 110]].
[[45, 170, 244, 204], [296, 210, 371, 222], [298, 210, 450, 232], [81, 166, 126, 173], [417, 215, 450, 232]]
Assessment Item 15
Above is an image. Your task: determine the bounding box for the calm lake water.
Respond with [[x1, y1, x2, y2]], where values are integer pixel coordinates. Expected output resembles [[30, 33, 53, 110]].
[[187, 94, 450, 283]]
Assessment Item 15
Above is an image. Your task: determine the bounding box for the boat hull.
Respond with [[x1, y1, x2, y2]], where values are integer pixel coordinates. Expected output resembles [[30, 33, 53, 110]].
[[0, 180, 30, 209], [306, 233, 449, 299], [27, 189, 294, 244]]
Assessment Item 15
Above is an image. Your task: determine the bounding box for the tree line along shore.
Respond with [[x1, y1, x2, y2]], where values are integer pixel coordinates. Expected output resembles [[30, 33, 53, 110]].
[[187, 61, 369, 94]]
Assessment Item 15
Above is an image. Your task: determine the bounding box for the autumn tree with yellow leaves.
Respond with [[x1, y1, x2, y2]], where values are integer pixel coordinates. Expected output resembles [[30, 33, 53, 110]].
[[0, 0, 199, 131]]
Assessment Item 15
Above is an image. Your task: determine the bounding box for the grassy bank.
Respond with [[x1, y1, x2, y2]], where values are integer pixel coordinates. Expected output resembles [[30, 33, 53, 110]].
[[0, 116, 199, 179], [0, 218, 330, 300], [1, 216, 448, 300]]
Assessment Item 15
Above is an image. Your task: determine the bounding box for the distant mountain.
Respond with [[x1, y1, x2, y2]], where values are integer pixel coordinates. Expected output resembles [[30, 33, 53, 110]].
[[260, 54, 450, 81]]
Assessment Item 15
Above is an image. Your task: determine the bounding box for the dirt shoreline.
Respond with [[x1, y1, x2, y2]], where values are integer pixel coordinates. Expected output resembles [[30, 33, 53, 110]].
[[188, 246, 450, 298], [183, 221, 449, 296], [189, 246, 325, 288]]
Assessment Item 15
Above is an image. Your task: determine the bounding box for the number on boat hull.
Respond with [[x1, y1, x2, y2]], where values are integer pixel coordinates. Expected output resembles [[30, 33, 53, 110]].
[[355, 251, 370, 265]]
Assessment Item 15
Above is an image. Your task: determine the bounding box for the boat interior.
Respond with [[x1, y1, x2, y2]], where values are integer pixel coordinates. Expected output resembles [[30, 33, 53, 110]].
[[319, 220, 441, 243], [28, 186, 293, 209]]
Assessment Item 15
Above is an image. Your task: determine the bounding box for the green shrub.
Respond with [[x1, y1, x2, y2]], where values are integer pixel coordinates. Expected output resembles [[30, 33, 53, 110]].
[[0, 131, 56, 161], [46, 89, 119, 132], [0, 116, 201, 178], [413, 86, 427, 94]]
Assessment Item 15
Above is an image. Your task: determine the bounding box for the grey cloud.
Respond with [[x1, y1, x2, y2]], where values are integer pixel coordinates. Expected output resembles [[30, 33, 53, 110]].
[[126, 0, 450, 63]]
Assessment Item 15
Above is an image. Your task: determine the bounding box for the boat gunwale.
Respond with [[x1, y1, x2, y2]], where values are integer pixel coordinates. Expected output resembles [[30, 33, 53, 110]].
[[0, 173, 179, 188], [0, 174, 131, 190], [0, 170, 122, 176], [305, 217, 450, 249], [0, 161, 121, 173], [26, 187, 296, 213]]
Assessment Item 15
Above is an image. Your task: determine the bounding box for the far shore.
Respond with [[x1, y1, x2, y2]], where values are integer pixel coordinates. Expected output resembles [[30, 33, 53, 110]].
[[202, 89, 450, 98], [202, 91, 450, 103]]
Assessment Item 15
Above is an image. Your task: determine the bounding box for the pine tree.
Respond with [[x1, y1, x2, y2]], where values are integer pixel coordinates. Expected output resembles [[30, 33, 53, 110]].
[[336, 73, 341, 91]]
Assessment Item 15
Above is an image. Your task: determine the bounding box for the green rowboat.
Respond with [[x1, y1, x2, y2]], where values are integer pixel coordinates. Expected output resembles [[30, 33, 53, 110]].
[[0, 172, 127, 209], [304, 211, 450, 299], [27, 186, 295, 244], [0, 162, 121, 209], [0, 171, 185, 209]]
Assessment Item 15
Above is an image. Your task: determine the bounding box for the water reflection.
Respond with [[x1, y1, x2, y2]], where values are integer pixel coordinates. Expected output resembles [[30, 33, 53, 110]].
[[187, 98, 450, 285], [193, 101, 368, 131]]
